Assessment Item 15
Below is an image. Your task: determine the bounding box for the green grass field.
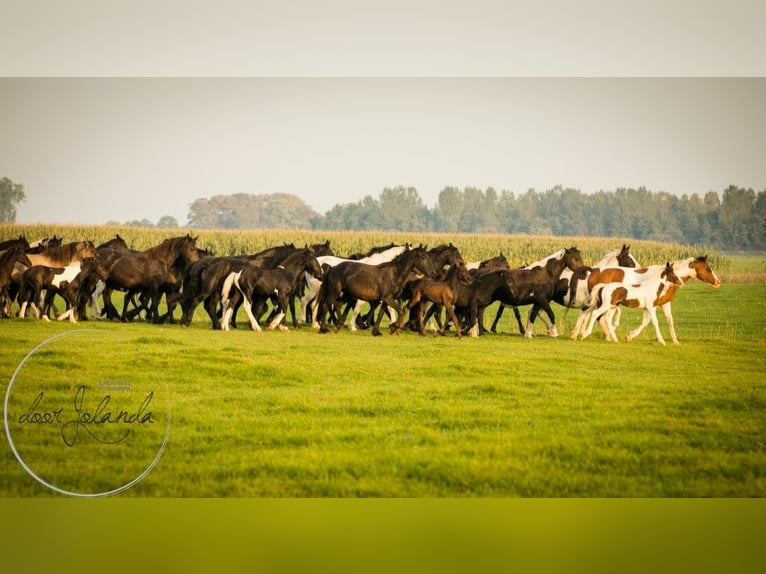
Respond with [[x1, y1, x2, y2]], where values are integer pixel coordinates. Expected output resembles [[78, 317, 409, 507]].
[[2, 257, 764, 497]]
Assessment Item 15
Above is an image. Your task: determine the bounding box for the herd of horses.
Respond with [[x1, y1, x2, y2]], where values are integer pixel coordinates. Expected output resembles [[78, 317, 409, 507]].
[[0, 233, 722, 345]]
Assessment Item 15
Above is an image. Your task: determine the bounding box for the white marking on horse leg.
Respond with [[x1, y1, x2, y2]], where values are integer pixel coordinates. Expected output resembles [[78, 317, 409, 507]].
[[311, 300, 321, 329], [570, 310, 588, 340], [19, 301, 28, 318], [612, 306, 622, 329], [661, 302, 679, 344], [627, 308, 652, 343], [269, 311, 286, 330], [348, 300, 365, 331], [468, 323, 479, 338], [221, 303, 232, 332], [648, 307, 666, 345], [242, 296, 261, 331]]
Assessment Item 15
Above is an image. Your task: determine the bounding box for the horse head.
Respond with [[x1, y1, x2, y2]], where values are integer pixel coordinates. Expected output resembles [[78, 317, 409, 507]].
[[305, 253, 324, 280], [617, 244, 637, 267], [79, 241, 98, 260], [177, 235, 201, 264], [563, 246, 585, 271], [662, 261, 683, 286], [479, 253, 510, 270], [690, 255, 722, 289]]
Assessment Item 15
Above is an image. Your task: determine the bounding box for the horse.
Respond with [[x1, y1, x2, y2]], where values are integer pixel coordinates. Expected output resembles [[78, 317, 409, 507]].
[[299, 244, 409, 329], [221, 247, 323, 332], [179, 243, 300, 329], [386, 244, 465, 332], [391, 261, 472, 337], [17, 255, 112, 322], [488, 245, 636, 335], [100, 235, 199, 323], [17, 264, 74, 320], [572, 256, 721, 344], [317, 246, 432, 336], [25, 240, 96, 268], [416, 253, 510, 333], [479, 247, 585, 337], [0, 236, 29, 252], [579, 262, 684, 345], [463, 268, 522, 337], [0, 246, 33, 318]]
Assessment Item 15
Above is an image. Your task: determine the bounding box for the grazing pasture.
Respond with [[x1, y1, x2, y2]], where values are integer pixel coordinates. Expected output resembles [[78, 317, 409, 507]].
[[1, 253, 763, 496]]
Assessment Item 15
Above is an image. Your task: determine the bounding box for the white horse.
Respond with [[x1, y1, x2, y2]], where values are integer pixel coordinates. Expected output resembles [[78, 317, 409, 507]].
[[580, 262, 682, 345], [575, 256, 721, 344], [300, 245, 408, 330]]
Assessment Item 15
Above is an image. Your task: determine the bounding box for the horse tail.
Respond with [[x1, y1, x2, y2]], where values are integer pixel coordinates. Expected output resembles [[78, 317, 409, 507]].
[[221, 271, 237, 304]]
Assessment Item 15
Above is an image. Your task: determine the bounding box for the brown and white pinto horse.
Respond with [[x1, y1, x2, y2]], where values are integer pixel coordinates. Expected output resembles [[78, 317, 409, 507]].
[[574, 256, 721, 344], [580, 262, 683, 345]]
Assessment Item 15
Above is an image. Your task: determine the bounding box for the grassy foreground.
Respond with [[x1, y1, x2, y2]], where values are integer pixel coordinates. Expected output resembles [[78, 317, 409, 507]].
[[1, 276, 764, 497]]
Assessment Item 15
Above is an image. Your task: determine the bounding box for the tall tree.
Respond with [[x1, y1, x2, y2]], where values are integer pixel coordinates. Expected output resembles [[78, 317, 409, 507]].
[[0, 177, 26, 222], [187, 193, 318, 229], [378, 186, 428, 231]]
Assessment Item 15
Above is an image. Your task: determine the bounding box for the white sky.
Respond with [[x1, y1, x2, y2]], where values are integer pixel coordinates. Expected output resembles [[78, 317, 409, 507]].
[[1, 2, 765, 226]]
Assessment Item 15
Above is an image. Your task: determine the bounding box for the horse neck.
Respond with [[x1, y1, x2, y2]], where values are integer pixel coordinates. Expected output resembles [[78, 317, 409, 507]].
[[282, 253, 315, 281], [0, 249, 22, 273], [545, 255, 569, 279], [143, 240, 184, 264], [669, 260, 696, 283]]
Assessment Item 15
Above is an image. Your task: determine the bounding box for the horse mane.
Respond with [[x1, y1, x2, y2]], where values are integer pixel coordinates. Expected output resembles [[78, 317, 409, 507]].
[[37, 241, 90, 265], [144, 235, 195, 260]]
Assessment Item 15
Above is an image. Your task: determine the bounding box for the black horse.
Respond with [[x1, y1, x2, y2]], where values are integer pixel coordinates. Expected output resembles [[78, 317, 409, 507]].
[[0, 245, 33, 318], [317, 246, 433, 336], [179, 243, 300, 329], [221, 247, 324, 331], [468, 247, 585, 337], [100, 235, 200, 323]]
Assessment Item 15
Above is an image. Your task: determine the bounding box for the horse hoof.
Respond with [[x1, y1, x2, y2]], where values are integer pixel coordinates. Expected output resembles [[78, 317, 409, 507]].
[[372, 328, 382, 337]]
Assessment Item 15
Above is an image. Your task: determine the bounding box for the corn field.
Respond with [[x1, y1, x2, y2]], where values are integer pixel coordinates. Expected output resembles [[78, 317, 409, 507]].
[[0, 223, 730, 270]]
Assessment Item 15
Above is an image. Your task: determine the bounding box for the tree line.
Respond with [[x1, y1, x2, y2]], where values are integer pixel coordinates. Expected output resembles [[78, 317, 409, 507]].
[[2, 176, 764, 250], [189, 185, 766, 251]]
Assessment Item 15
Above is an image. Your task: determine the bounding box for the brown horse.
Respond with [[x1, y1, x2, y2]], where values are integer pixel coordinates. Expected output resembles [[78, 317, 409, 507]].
[[317, 246, 433, 336], [100, 235, 200, 323], [392, 261, 472, 337]]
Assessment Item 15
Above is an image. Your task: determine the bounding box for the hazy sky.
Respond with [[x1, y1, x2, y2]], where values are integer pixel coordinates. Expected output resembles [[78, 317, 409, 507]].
[[2, 78, 765, 225], [2, 2, 765, 226]]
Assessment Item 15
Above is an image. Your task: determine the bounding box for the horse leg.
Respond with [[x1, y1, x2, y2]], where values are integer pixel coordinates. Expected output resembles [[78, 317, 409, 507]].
[[372, 299, 395, 336], [490, 304, 504, 333], [348, 300, 366, 332], [627, 306, 666, 345], [268, 292, 289, 332], [444, 301, 462, 338], [538, 300, 558, 338], [660, 302, 679, 344]]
